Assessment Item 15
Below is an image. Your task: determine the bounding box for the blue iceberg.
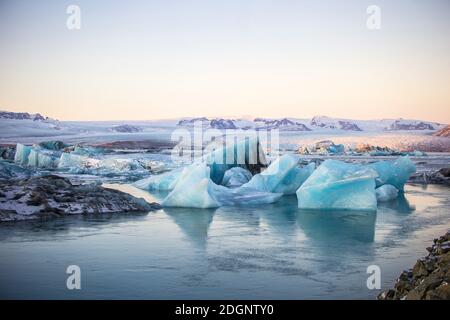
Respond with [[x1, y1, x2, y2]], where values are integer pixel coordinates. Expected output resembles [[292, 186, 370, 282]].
[[296, 160, 378, 211], [27, 149, 58, 168], [368, 156, 416, 191]]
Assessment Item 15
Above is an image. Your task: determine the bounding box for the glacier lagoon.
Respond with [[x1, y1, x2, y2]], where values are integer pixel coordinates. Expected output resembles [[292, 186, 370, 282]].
[[0, 183, 449, 299]]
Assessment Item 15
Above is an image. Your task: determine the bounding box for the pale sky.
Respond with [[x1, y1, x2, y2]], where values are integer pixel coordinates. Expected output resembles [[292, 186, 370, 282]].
[[0, 0, 449, 122]]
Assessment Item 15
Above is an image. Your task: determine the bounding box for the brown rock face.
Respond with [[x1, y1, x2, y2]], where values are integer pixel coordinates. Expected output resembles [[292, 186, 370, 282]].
[[378, 231, 450, 300], [433, 125, 450, 137]]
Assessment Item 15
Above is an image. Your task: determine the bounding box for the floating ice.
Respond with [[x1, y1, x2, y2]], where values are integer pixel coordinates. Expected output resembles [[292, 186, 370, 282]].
[[162, 163, 282, 208], [14, 144, 32, 165], [221, 167, 252, 188], [27, 149, 58, 168], [375, 184, 399, 202], [368, 156, 416, 191], [240, 154, 315, 195], [296, 160, 377, 211]]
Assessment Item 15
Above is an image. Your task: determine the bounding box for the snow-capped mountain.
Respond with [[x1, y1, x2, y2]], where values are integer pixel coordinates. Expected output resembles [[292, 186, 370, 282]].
[[387, 119, 439, 131], [253, 118, 311, 131], [111, 124, 143, 133], [310, 116, 362, 131], [176, 116, 445, 132]]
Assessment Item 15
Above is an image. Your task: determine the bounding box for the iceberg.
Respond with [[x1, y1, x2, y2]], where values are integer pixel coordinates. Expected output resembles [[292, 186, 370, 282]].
[[27, 149, 58, 168], [14, 143, 32, 165], [240, 154, 315, 195], [368, 156, 416, 191], [14, 144, 59, 168], [375, 184, 399, 202], [162, 163, 282, 208], [221, 167, 252, 188], [296, 160, 378, 211]]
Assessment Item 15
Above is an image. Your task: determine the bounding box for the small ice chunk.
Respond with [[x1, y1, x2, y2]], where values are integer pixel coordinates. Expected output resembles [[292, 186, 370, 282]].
[[368, 156, 416, 191], [375, 184, 398, 202], [221, 167, 252, 188], [297, 160, 377, 211]]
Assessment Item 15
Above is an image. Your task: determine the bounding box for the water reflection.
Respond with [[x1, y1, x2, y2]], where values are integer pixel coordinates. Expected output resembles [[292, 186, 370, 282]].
[[296, 209, 377, 243], [377, 193, 415, 214], [163, 207, 216, 248]]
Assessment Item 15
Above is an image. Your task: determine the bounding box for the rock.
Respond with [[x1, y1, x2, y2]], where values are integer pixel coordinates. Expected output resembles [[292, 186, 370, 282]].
[[433, 125, 450, 137], [378, 230, 450, 300], [409, 169, 450, 186], [0, 175, 161, 222], [439, 168, 450, 178]]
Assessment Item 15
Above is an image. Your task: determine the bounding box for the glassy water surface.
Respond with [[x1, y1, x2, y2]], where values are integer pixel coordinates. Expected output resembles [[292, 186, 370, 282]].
[[0, 184, 449, 299]]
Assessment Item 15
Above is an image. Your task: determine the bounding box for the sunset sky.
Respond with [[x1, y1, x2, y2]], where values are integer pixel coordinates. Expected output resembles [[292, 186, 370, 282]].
[[0, 0, 449, 122]]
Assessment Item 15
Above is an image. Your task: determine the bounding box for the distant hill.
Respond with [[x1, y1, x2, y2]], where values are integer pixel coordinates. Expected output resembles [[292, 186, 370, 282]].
[[0, 110, 51, 121]]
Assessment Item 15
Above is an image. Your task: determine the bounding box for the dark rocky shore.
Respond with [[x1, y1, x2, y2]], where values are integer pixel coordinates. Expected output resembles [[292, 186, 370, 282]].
[[0, 175, 161, 222], [378, 231, 450, 300]]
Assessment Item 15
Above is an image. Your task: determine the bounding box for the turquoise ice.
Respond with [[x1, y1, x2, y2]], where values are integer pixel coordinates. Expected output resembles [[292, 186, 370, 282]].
[[368, 156, 416, 191], [296, 160, 378, 211], [14, 144, 32, 165]]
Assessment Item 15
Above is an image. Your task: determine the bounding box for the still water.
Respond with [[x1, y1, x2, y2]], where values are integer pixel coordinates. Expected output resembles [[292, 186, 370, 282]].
[[0, 184, 449, 299]]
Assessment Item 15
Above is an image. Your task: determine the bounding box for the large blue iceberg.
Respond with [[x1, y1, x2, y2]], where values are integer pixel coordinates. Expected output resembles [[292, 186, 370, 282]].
[[296, 160, 378, 211]]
